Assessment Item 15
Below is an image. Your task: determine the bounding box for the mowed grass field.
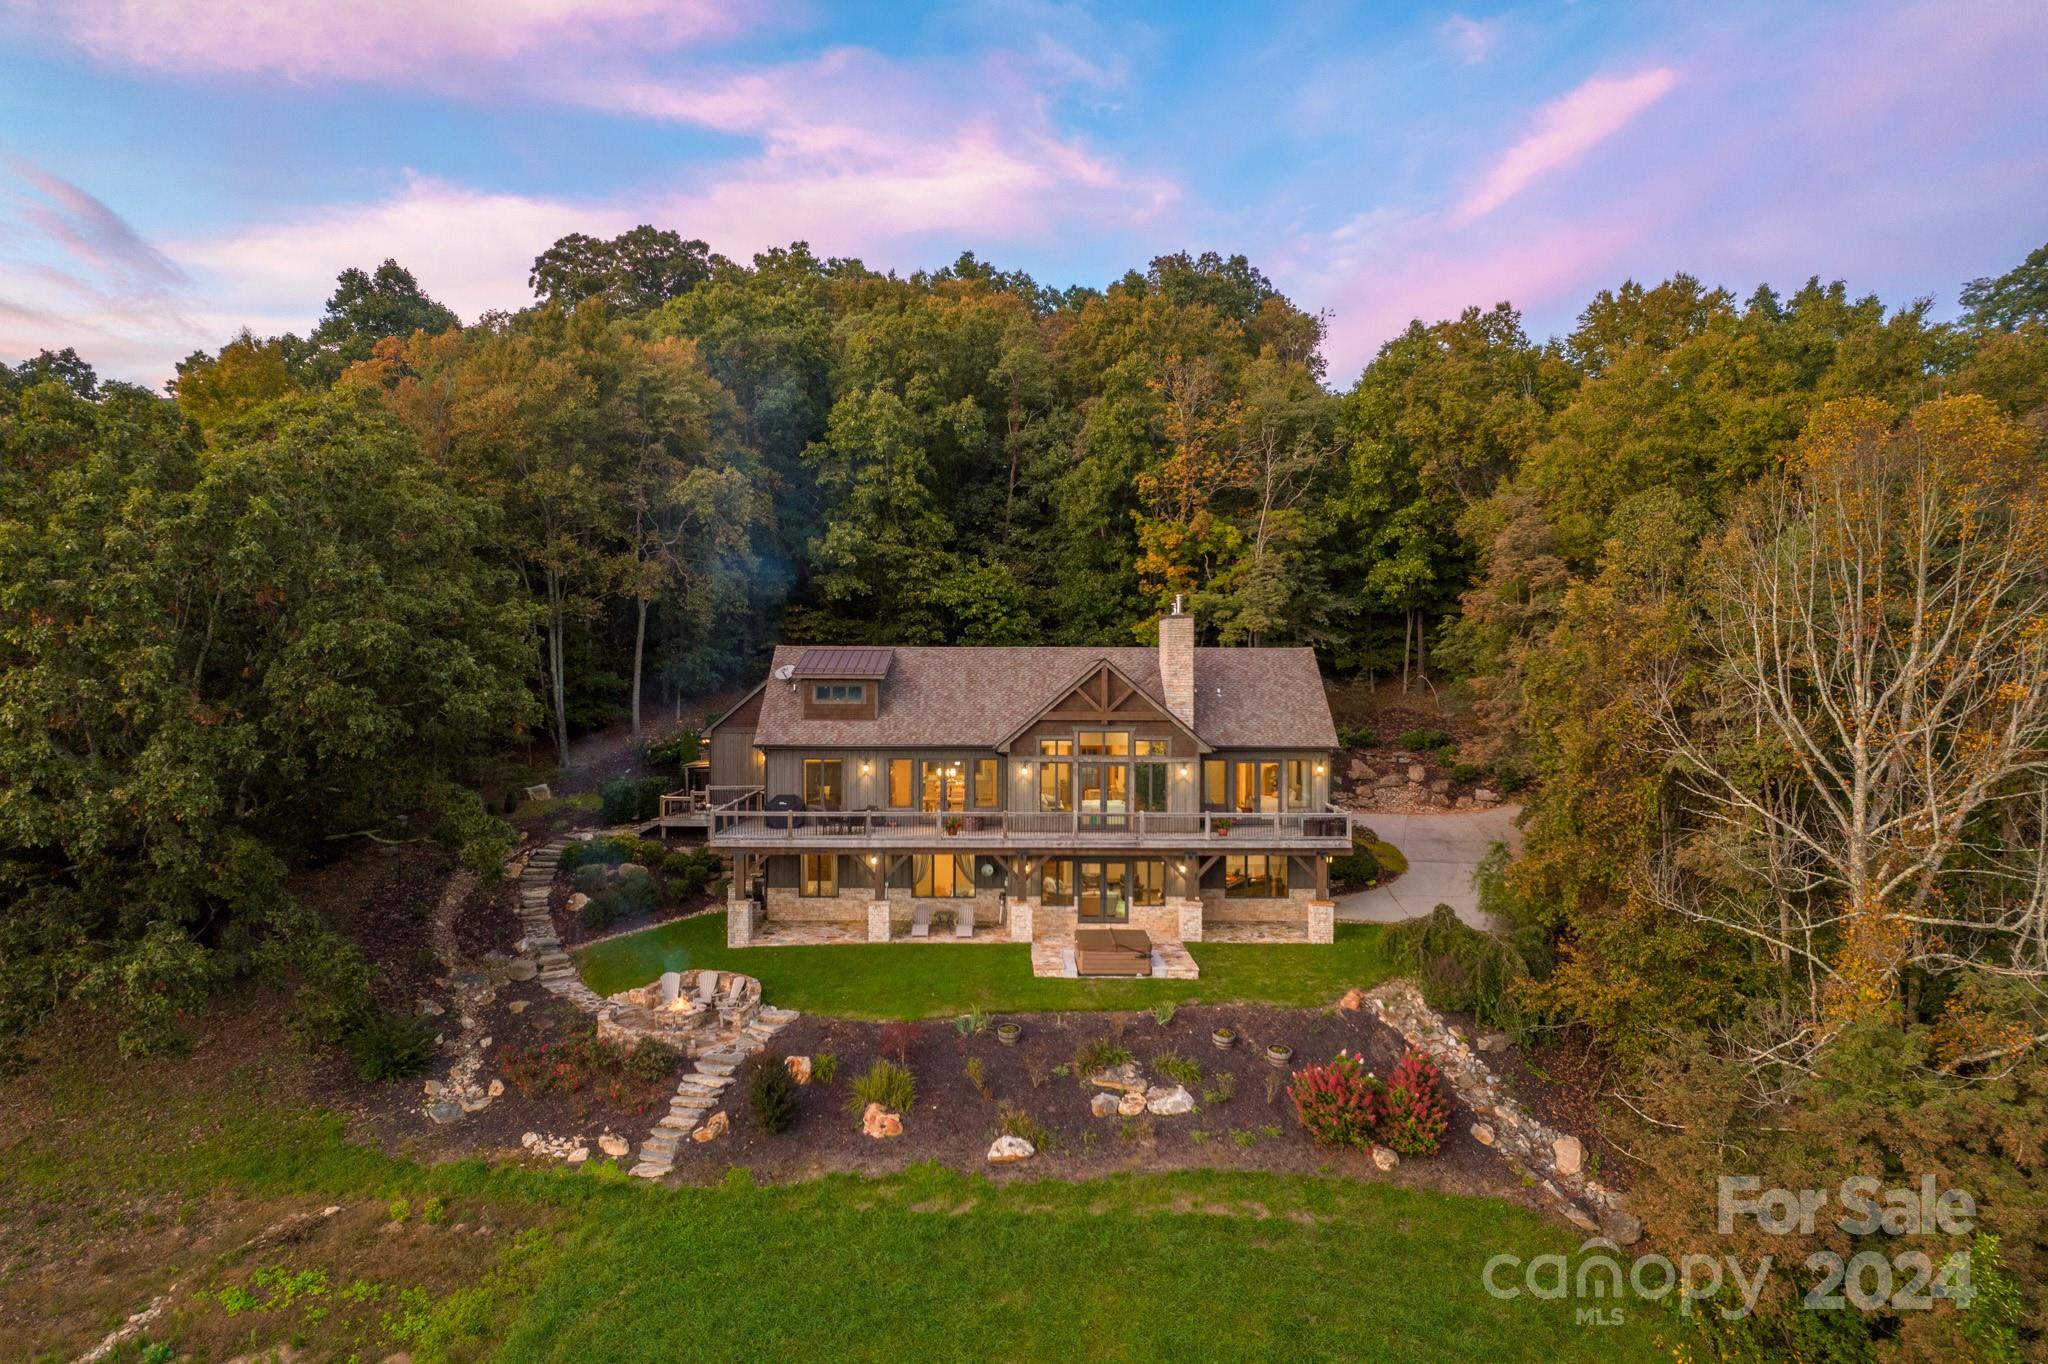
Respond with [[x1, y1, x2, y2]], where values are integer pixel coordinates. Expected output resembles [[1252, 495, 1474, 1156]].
[[576, 912, 1399, 1017], [0, 1000, 1674, 1364]]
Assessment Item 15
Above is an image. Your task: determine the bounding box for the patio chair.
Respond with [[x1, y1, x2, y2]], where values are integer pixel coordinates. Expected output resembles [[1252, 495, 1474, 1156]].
[[910, 903, 933, 938], [953, 906, 975, 938]]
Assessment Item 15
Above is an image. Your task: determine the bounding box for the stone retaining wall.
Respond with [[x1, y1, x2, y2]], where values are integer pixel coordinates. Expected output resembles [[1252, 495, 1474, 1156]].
[[1361, 979, 1639, 1244]]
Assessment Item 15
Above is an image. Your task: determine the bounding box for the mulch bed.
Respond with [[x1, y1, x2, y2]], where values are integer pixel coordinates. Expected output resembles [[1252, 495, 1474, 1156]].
[[332, 978, 687, 1162], [655, 1003, 1545, 1212], [544, 868, 721, 951]]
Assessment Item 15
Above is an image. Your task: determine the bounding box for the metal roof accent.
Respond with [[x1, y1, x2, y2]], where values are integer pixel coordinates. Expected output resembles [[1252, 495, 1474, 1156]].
[[791, 646, 895, 678]]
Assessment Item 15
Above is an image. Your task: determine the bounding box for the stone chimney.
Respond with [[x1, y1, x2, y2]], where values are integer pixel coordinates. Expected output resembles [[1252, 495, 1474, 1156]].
[[1159, 594, 1196, 730]]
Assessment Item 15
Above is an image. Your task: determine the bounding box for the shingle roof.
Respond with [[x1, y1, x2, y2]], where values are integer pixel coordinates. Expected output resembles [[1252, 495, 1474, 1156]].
[[749, 645, 1337, 751], [791, 646, 895, 678]]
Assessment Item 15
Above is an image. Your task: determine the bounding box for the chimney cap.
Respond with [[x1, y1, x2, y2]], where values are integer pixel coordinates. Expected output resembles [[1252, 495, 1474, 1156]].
[[1170, 593, 1184, 616]]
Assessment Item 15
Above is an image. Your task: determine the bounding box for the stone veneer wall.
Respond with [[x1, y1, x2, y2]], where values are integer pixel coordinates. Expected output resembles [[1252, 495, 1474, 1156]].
[[762, 885, 1006, 933], [1198, 887, 1316, 925]]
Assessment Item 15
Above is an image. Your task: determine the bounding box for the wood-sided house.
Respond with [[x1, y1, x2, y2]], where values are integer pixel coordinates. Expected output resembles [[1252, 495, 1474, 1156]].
[[701, 604, 1350, 956]]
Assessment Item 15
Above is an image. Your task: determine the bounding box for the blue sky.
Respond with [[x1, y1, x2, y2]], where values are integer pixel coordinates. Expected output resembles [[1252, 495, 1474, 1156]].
[[2, 0, 2045, 386]]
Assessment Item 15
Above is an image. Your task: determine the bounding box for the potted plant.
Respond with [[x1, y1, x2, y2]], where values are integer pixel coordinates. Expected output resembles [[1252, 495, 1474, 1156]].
[[1265, 1042, 1294, 1069], [1213, 817, 1235, 838], [943, 814, 964, 837], [1211, 1026, 1236, 1051], [996, 1022, 1022, 1046]]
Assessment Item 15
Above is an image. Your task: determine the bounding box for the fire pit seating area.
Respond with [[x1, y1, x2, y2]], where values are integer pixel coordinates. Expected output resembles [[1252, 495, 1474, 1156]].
[[596, 968, 763, 1054]]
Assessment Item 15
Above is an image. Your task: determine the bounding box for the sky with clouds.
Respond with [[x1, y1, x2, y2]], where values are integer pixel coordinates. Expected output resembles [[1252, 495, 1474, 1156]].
[[2, 0, 2045, 387]]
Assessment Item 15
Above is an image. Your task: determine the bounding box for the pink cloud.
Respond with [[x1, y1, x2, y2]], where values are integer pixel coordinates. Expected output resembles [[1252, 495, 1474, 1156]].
[[1451, 66, 1680, 224], [11, 0, 751, 81]]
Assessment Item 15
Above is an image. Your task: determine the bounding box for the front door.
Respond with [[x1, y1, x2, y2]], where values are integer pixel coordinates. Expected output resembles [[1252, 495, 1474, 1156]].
[[1077, 861, 1127, 922]]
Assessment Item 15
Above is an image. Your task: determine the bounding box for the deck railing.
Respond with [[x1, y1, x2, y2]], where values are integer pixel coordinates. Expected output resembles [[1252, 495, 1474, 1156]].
[[708, 806, 1352, 847], [660, 785, 764, 818]]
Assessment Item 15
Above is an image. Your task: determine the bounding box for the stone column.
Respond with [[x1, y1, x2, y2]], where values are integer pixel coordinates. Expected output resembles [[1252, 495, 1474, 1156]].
[[1307, 898, 1335, 945], [867, 899, 892, 943], [1170, 896, 1204, 943], [727, 889, 754, 948], [1009, 896, 1035, 943]]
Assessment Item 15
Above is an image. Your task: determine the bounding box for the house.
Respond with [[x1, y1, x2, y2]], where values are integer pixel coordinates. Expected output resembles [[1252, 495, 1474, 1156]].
[[699, 602, 1350, 969]]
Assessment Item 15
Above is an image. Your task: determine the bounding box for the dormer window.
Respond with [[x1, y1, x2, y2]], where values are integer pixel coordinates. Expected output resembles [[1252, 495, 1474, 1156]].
[[812, 682, 865, 704]]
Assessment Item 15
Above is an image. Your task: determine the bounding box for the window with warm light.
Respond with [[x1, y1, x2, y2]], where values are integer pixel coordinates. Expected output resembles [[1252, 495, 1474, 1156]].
[[803, 758, 843, 810], [972, 757, 998, 808], [886, 757, 912, 808], [1287, 759, 1313, 809], [912, 853, 975, 898], [1039, 858, 1074, 905], [1224, 854, 1288, 897], [919, 759, 966, 811], [800, 854, 837, 897], [1131, 858, 1166, 905]]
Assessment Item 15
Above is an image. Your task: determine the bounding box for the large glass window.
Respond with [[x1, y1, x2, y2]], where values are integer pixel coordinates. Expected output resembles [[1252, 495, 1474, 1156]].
[[1202, 759, 1228, 810], [887, 757, 912, 808], [973, 757, 999, 809], [1039, 859, 1074, 905], [1134, 737, 1171, 757], [1225, 855, 1288, 898], [1078, 730, 1129, 756], [803, 758, 842, 810], [800, 854, 837, 897], [1234, 761, 1279, 813], [919, 760, 966, 811], [1133, 761, 1168, 812], [1038, 761, 1072, 812], [1038, 738, 1073, 756], [1287, 759, 1314, 809], [1131, 859, 1166, 906], [914, 853, 975, 898]]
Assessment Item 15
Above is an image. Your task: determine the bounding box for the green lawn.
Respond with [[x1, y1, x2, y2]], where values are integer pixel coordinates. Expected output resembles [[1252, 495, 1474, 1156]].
[[575, 912, 1398, 1017], [5, 1031, 1673, 1364]]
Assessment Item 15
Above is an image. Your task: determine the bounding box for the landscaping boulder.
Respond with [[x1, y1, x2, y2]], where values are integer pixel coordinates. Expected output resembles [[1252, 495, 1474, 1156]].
[[1552, 1135, 1583, 1176], [1476, 1031, 1508, 1053], [1116, 1091, 1147, 1117], [1338, 987, 1367, 1011], [987, 1135, 1035, 1164], [1470, 1122, 1495, 1146], [1144, 1084, 1195, 1116], [565, 1146, 590, 1164], [1602, 1211, 1644, 1247], [1407, 764, 1426, 783], [1372, 1145, 1399, 1172], [565, 892, 591, 915], [861, 1103, 903, 1139], [599, 1133, 630, 1158], [785, 1055, 813, 1085], [1088, 1061, 1146, 1094], [1090, 1092, 1122, 1118], [693, 1110, 729, 1143]]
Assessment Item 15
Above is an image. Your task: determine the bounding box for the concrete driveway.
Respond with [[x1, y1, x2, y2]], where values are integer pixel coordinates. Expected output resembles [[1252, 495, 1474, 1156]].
[[1334, 805, 1522, 930]]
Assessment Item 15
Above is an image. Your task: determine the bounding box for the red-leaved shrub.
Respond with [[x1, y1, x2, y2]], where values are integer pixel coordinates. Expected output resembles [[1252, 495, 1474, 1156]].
[[1287, 1049, 1384, 1150], [1378, 1048, 1450, 1156]]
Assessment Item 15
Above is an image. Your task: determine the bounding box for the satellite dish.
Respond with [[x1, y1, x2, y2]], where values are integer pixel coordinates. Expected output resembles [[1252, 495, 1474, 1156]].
[[774, 664, 796, 681]]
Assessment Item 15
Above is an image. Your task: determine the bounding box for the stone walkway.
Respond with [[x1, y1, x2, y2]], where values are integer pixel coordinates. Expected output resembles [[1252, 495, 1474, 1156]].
[[1334, 805, 1522, 930], [509, 833, 801, 1179]]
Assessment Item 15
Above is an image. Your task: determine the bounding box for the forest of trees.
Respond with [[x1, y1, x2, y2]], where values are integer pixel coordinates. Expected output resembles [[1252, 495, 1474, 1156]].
[[4, 230, 2046, 1357]]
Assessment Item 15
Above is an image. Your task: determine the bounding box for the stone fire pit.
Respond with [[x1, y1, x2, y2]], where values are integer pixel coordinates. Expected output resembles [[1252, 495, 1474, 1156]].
[[597, 968, 763, 1054]]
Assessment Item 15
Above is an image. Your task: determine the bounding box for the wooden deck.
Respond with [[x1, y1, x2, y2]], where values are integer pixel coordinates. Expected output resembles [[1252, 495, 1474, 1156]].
[[702, 808, 1355, 854]]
